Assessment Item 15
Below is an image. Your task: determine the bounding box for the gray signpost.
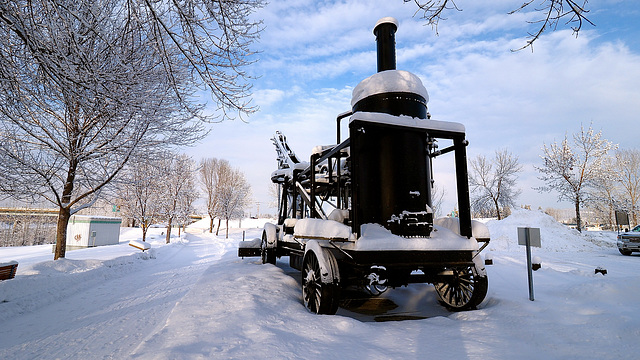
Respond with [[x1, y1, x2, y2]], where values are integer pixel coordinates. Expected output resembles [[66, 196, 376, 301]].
[[518, 227, 541, 301]]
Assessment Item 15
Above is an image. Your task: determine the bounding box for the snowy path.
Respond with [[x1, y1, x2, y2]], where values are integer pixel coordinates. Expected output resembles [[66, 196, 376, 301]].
[[1, 214, 640, 359], [0, 228, 245, 359], [130, 248, 640, 360]]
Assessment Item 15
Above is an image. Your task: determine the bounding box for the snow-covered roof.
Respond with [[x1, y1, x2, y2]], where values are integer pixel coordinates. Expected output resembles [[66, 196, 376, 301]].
[[349, 111, 465, 134], [351, 70, 429, 107]]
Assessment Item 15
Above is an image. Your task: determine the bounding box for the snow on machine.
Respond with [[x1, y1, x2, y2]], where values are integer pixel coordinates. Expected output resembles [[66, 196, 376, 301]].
[[239, 17, 490, 314]]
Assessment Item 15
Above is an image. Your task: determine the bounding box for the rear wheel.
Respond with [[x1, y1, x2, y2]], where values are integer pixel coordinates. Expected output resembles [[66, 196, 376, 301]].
[[434, 265, 488, 311], [261, 231, 276, 264], [302, 250, 339, 314]]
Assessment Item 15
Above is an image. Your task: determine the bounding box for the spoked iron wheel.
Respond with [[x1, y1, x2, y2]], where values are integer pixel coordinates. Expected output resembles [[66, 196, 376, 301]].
[[434, 266, 488, 311], [260, 231, 276, 265], [302, 251, 339, 315]]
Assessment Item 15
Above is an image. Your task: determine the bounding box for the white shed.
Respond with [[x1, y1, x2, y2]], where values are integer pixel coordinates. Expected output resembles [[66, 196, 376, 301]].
[[66, 215, 122, 249]]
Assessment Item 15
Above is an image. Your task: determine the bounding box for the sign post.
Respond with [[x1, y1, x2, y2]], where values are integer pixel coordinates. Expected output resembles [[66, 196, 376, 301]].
[[518, 227, 541, 301]]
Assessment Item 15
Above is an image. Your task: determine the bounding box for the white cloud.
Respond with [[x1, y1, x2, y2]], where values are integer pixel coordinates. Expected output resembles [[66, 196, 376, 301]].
[[192, 1, 640, 214], [251, 88, 287, 107]]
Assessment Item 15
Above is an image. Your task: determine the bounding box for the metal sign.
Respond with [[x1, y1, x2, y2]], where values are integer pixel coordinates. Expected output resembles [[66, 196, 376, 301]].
[[518, 227, 541, 248], [615, 211, 629, 226], [517, 227, 541, 301]]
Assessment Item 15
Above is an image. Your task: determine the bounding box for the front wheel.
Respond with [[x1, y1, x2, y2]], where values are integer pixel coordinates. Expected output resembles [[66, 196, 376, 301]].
[[619, 248, 633, 256], [302, 250, 339, 315], [434, 265, 488, 311]]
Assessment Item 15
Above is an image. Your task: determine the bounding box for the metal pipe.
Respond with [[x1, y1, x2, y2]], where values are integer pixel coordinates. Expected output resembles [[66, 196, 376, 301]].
[[373, 17, 398, 72], [454, 137, 472, 238], [336, 111, 352, 144]]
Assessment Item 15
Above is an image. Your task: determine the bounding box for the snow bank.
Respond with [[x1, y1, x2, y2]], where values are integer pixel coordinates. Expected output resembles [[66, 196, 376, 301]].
[[1, 218, 639, 359], [485, 208, 617, 252]]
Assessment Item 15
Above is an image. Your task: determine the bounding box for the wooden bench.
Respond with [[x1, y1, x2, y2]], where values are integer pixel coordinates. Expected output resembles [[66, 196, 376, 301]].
[[129, 240, 151, 252], [0, 261, 18, 281]]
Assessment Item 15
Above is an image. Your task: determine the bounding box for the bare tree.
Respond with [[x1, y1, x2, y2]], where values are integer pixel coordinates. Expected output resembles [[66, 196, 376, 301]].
[[218, 166, 252, 239], [199, 158, 223, 234], [0, 0, 262, 259], [615, 149, 640, 226], [536, 124, 617, 232], [469, 150, 522, 220], [405, 0, 594, 50]]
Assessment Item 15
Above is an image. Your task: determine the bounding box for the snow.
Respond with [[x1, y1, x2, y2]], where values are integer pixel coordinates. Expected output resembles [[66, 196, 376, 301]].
[[351, 70, 429, 106], [0, 260, 18, 267], [373, 17, 398, 33], [350, 111, 466, 134], [344, 223, 478, 251], [1, 212, 640, 359], [434, 216, 491, 240], [129, 240, 151, 251], [270, 161, 310, 181], [294, 218, 354, 240]]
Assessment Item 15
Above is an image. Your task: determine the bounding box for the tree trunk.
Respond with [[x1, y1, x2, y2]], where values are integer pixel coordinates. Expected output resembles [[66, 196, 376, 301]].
[[54, 159, 78, 259], [54, 206, 71, 260], [165, 219, 172, 244], [494, 198, 501, 220], [575, 198, 582, 233], [209, 216, 214, 233], [225, 218, 229, 239], [216, 218, 221, 236], [142, 223, 148, 242]]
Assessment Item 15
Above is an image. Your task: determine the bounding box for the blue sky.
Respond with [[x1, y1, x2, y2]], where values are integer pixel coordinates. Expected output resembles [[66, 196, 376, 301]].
[[187, 0, 640, 216]]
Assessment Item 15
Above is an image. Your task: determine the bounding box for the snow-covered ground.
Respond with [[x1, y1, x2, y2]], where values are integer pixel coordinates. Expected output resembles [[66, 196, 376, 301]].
[[1, 210, 639, 359]]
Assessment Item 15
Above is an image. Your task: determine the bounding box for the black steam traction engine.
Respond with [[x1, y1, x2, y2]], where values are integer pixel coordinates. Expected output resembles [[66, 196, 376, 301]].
[[239, 17, 490, 314]]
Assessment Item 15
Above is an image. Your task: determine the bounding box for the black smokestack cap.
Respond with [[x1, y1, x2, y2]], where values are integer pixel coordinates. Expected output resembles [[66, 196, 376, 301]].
[[374, 17, 398, 73]]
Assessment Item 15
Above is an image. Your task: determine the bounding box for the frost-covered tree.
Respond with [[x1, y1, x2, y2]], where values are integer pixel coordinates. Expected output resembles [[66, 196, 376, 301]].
[[117, 161, 164, 243], [615, 149, 640, 226], [217, 165, 252, 239], [406, 0, 593, 50], [0, 0, 262, 259], [199, 158, 223, 234], [157, 154, 198, 244], [589, 157, 621, 229], [430, 182, 446, 218], [536, 124, 617, 232], [469, 150, 522, 220]]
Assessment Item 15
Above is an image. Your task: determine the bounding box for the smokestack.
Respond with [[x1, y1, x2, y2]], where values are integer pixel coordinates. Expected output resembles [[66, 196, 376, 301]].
[[373, 17, 398, 72]]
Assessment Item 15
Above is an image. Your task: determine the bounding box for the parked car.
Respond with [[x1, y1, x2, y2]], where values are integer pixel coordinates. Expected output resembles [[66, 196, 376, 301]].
[[617, 225, 640, 255]]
